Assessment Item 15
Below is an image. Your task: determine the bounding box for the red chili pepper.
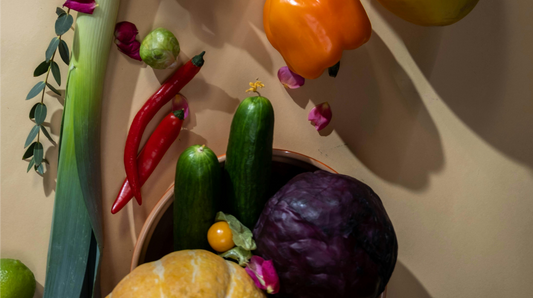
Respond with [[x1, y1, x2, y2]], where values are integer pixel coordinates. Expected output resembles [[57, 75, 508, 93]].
[[124, 51, 205, 204], [112, 109, 185, 214]]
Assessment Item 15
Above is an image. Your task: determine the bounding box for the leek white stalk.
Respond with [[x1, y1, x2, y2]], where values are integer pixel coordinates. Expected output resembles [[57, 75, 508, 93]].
[[44, 0, 120, 297]]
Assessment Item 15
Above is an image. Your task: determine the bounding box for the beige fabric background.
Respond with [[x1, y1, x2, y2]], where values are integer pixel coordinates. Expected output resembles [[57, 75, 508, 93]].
[[2, 0, 533, 297]]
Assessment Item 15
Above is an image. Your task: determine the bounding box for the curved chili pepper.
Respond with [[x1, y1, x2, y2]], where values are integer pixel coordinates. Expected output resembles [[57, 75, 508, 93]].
[[124, 51, 205, 204], [113, 109, 185, 214]]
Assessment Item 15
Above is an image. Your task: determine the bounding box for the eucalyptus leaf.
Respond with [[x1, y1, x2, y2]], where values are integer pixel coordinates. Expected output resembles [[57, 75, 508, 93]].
[[26, 81, 45, 100], [35, 104, 47, 125], [36, 163, 45, 175], [41, 126, 55, 144], [215, 212, 257, 251], [56, 7, 67, 16], [34, 61, 51, 77], [29, 103, 40, 119], [34, 142, 44, 165], [27, 158, 35, 173], [55, 14, 73, 36], [47, 83, 61, 96], [46, 37, 60, 62], [51, 61, 61, 86], [219, 247, 252, 267], [25, 125, 40, 148], [23, 142, 37, 159], [59, 40, 70, 65]]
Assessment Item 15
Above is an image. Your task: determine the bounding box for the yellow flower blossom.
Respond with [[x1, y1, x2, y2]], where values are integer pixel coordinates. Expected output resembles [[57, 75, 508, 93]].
[[245, 81, 265, 94]]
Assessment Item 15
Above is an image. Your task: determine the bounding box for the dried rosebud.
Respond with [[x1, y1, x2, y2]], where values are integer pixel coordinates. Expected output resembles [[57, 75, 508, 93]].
[[245, 256, 280, 294], [308, 102, 332, 131], [172, 94, 189, 119], [115, 21, 139, 44], [114, 39, 142, 61], [63, 0, 97, 14], [277, 66, 305, 89]]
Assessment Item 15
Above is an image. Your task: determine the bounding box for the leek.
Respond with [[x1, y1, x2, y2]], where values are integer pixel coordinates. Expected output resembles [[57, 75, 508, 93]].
[[44, 0, 120, 297]]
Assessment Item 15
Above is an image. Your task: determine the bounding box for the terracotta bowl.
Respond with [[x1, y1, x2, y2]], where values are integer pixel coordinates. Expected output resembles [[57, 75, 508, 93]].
[[129, 148, 387, 298]]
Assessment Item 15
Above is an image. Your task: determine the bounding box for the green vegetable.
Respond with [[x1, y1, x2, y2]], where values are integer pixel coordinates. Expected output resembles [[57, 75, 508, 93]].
[[224, 96, 275, 228], [140, 28, 180, 69], [174, 145, 221, 251], [43, 1, 120, 297]]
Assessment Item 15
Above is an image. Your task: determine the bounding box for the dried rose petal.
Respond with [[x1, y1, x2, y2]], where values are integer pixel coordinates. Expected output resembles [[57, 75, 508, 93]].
[[63, 0, 97, 14], [277, 66, 305, 89], [308, 102, 332, 131], [245, 256, 280, 294], [172, 94, 189, 119], [114, 39, 142, 61], [115, 21, 139, 44]]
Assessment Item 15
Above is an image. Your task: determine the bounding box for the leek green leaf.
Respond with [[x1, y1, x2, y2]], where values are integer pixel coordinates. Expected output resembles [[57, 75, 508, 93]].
[[25, 125, 40, 148], [47, 83, 61, 96], [26, 81, 45, 100], [34, 61, 50, 77], [46, 37, 60, 62], [59, 40, 70, 65], [51, 61, 61, 86], [40, 126, 55, 145], [23, 142, 37, 159], [27, 158, 35, 172], [55, 14, 73, 36], [56, 7, 66, 16], [36, 163, 45, 175], [43, 0, 120, 296], [33, 142, 43, 165], [35, 104, 47, 125], [29, 103, 39, 119]]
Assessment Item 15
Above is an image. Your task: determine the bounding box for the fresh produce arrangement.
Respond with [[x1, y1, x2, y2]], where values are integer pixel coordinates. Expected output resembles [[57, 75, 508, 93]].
[[18, 0, 491, 295]]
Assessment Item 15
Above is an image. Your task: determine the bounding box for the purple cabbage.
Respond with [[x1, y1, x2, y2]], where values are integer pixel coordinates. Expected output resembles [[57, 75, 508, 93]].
[[253, 171, 398, 298]]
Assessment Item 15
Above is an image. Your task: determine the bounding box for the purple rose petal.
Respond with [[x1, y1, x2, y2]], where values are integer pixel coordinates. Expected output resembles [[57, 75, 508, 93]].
[[114, 39, 142, 61], [245, 256, 280, 294], [115, 21, 139, 44], [172, 94, 189, 119], [308, 102, 332, 131], [277, 66, 305, 89], [63, 0, 97, 14]]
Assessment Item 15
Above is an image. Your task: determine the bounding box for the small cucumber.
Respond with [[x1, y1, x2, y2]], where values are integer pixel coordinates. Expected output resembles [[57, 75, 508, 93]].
[[174, 144, 221, 251], [224, 96, 275, 228]]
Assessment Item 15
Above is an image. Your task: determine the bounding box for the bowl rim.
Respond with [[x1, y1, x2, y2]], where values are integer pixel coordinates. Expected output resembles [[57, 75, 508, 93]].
[[130, 148, 337, 271]]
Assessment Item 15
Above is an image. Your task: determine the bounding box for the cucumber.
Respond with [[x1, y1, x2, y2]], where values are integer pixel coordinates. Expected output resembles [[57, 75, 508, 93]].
[[224, 96, 275, 229], [174, 144, 221, 251]]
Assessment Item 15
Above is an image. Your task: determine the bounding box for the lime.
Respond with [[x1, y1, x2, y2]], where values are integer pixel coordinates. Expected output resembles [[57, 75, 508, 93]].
[[0, 258, 36, 298]]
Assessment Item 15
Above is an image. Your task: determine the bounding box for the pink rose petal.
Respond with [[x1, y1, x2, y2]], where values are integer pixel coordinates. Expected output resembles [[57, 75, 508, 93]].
[[245, 256, 280, 294], [63, 0, 97, 14], [277, 66, 305, 89], [114, 39, 142, 61], [115, 21, 139, 43], [172, 94, 189, 119], [308, 102, 332, 131]]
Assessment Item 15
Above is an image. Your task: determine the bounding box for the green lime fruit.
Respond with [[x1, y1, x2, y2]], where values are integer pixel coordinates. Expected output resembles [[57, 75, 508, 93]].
[[0, 258, 36, 298]]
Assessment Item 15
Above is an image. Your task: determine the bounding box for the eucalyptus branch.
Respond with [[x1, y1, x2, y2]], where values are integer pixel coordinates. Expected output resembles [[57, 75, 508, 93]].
[[23, 7, 72, 175]]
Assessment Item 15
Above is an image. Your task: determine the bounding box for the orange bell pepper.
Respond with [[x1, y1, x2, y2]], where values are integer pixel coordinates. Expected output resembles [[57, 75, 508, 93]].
[[264, 0, 372, 79]]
